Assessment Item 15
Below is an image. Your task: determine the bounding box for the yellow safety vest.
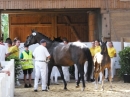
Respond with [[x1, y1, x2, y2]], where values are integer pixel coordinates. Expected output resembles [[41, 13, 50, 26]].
[[21, 51, 34, 70]]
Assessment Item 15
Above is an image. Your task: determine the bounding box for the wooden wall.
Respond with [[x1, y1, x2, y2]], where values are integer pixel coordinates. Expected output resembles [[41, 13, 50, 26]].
[[110, 10, 130, 41], [1, 0, 130, 10], [9, 13, 92, 42]]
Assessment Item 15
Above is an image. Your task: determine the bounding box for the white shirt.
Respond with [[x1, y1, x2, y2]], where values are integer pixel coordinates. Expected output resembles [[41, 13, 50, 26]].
[[33, 45, 50, 61], [0, 45, 6, 62]]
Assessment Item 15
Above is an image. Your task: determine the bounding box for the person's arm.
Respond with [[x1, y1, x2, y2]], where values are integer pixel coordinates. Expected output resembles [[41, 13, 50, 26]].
[[20, 52, 23, 59], [44, 48, 51, 62], [0, 70, 10, 76], [114, 48, 117, 57], [32, 50, 36, 62], [6, 46, 16, 56]]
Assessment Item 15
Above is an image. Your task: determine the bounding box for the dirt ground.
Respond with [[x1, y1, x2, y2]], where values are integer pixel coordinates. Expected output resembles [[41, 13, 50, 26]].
[[14, 80, 130, 97]]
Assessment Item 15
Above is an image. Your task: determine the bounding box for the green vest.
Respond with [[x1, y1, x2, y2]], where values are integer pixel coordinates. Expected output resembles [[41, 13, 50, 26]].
[[21, 51, 34, 70]]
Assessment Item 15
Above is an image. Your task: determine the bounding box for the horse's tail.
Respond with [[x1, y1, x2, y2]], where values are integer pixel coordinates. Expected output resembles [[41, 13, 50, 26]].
[[84, 47, 93, 81]]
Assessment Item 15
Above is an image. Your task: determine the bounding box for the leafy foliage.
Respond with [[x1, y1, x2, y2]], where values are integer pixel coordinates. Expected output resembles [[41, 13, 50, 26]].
[[6, 56, 22, 81], [1, 14, 9, 41], [118, 47, 130, 77]]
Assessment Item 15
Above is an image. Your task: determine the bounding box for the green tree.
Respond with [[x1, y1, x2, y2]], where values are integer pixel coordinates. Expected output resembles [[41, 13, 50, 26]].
[[1, 14, 9, 41]]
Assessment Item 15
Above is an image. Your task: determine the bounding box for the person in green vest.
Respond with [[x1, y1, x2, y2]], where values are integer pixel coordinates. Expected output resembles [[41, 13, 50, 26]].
[[20, 44, 34, 88]]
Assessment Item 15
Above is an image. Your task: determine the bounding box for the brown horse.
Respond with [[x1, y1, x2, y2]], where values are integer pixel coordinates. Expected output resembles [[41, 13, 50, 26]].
[[24, 30, 93, 91], [93, 41, 112, 90]]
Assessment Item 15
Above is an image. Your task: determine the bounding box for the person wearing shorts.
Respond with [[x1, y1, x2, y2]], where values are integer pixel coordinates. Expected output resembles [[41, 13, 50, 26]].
[[20, 44, 34, 88]]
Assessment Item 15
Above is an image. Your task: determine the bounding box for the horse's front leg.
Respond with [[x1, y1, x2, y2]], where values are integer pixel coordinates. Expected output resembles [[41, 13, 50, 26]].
[[47, 64, 53, 90], [57, 66, 67, 90], [108, 68, 113, 90], [94, 72, 99, 90], [101, 71, 105, 91]]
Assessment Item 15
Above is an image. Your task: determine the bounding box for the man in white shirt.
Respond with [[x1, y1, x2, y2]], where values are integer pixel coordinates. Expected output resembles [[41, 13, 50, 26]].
[[0, 38, 7, 62], [0, 38, 10, 76], [0, 44, 6, 62], [33, 39, 50, 92]]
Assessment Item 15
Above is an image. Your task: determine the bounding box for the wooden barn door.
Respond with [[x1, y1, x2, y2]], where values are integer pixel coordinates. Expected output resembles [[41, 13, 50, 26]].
[[9, 13, 90, 42]]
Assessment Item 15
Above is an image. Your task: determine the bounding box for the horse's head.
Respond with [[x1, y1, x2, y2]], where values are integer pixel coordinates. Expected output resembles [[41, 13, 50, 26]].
[[24, 30, 53, 48], [24, 30, 38, 46], [100, 41, 107, 55]]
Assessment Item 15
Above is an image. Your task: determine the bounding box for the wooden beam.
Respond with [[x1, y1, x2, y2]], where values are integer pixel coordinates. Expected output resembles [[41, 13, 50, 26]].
[[0, 11, 1, 38], [38, 15, 43, 24], [64, 16, 79, 40], [11, 23, 87, 26], [1, 9, 94, 14], [52, 15, 57, 38], [10, 24, 52, 27], [10, 23, 87, 28], [57, 23, 87, 26]]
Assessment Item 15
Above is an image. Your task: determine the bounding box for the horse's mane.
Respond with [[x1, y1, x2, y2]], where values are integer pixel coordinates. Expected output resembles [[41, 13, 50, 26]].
[[36, 31, 53, 42], [53, 37, 63, 42]]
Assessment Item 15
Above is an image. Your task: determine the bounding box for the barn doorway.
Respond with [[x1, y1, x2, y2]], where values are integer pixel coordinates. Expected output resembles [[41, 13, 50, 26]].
[[1, 14, 9, 41], [5, 9, 101, 42]]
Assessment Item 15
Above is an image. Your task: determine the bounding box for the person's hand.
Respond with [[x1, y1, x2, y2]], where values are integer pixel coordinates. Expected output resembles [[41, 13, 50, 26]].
[[46, 59, 50, 63], [2, 70, 10, 76]]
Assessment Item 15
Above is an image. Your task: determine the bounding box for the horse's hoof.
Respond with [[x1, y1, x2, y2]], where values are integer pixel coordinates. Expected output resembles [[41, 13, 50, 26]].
[[101, 87, 104, 91], [95, 85, 98, 90], [95, 87, 98, 90], [76, 85, 79, 88], [64, 88, 67, 90], [110, 87, 113, 91], [47, 86, 50, 90], [81, 87, 85, 91]]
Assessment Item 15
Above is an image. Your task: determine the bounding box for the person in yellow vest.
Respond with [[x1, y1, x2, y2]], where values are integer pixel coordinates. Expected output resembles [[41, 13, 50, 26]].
[[94, 39, 102, 83], [105, 41, 116, 81], [20, 44, 34, 88], [7, 40, 21, 86], [94, 39, 101, 55], [7, 40, 20, 57], [90, 41, 95, 57]]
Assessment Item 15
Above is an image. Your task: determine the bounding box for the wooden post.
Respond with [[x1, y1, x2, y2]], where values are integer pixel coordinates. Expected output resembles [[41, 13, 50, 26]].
[[121, 37, 130, 50], [88, 12, 96, 41], [52, 15, 57, 39], [0, 11, 1, 38], [121, 37, 124, 50], [102, 13, 110, 38]]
